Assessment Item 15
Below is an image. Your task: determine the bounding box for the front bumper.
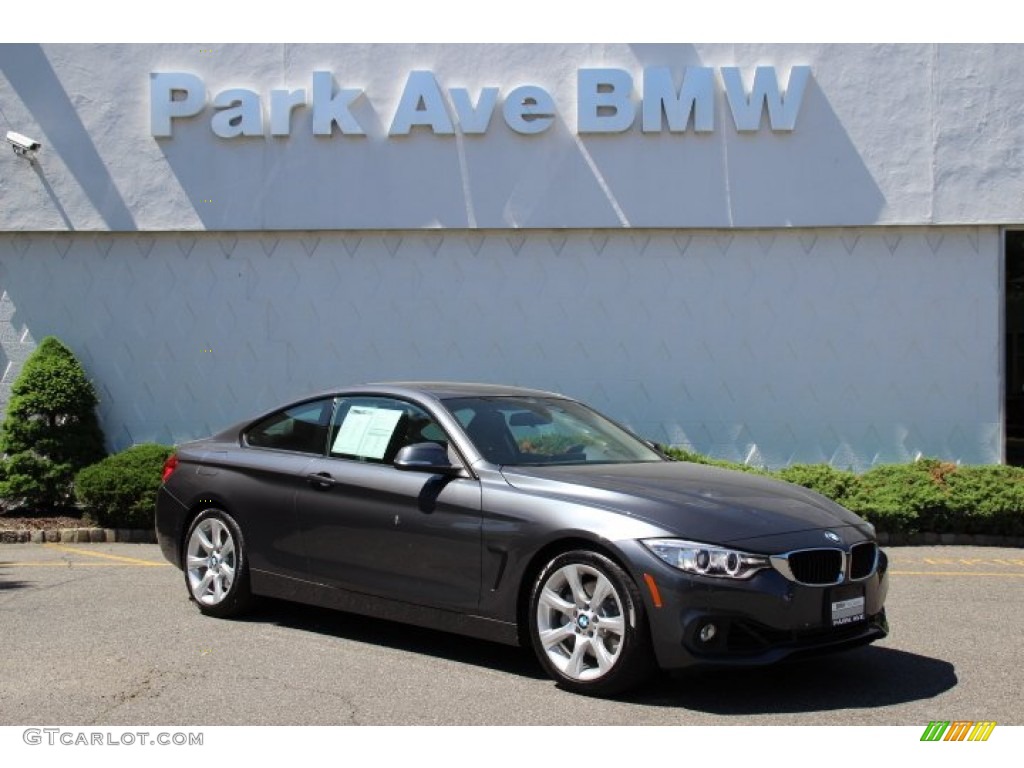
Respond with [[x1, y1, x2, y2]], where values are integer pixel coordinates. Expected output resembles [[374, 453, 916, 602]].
[[621, 542, 890, 670]]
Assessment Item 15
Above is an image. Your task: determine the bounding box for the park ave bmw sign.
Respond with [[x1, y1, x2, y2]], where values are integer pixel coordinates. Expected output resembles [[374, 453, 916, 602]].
[[150, 66, 810, 139]]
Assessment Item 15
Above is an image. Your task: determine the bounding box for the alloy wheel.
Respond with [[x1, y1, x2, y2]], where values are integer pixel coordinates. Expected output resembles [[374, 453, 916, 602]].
[[535, 561, 627, 681], [186, 515, 238, 606]]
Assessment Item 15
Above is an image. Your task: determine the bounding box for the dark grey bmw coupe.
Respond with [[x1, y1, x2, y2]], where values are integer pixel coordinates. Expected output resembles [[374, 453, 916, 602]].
[[156, 382, 889, 695]]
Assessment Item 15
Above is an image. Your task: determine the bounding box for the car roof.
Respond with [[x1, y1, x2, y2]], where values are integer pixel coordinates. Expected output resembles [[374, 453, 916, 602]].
[[365, 381, 568, 400], [275, 381, 570, 406]]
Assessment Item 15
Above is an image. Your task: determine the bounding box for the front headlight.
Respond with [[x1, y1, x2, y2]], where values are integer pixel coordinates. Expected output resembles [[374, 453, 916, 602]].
[[642, 538, 770, 579]]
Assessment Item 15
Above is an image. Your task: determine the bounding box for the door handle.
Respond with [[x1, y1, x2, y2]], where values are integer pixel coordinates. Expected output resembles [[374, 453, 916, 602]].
[[307, 471, 337, 490]]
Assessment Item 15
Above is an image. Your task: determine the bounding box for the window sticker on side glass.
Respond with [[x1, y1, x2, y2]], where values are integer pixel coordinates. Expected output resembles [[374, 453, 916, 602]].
[[332, 407, 404, 459]]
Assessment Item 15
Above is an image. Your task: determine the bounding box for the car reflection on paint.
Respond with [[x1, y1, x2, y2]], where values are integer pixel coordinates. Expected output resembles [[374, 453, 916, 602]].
[[156, 382, 888, 696]]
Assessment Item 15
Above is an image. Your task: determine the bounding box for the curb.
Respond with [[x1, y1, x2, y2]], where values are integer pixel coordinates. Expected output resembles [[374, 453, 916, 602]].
[[0, 528, 156, 544]]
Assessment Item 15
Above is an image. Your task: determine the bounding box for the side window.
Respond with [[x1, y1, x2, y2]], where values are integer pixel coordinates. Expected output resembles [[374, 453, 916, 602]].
[[245, 398, 334, 454], [328, 397, 448, 464]]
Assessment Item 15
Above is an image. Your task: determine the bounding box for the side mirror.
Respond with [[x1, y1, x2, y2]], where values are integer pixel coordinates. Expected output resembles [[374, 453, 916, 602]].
[[394, 442, 461, 475]]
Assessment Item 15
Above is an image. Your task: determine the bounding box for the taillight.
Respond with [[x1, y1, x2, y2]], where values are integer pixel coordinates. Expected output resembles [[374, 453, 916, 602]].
[[162, 454, 179, 483]]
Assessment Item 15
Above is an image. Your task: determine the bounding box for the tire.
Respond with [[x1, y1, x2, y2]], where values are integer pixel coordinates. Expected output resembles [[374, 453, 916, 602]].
[[528, 550, 653, 696], [183, 508, 253, 618]]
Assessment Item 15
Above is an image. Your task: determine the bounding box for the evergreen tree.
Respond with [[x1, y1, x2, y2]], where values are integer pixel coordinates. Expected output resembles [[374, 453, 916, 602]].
[[0, 336, 107, 510]]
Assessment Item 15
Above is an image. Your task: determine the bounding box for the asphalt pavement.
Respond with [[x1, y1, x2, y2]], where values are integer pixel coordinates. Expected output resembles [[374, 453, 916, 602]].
[[0, 543, 1021, 725]]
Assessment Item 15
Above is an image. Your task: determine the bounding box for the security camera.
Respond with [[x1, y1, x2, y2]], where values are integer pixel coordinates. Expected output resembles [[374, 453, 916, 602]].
[[6, 131, 41, 159]]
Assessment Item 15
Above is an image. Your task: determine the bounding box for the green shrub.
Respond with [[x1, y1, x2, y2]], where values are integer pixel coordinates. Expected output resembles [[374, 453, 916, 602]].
[[943, 465, 1024, 536], [776, 464, 858, 505], [74, 444, 174, 529], [660, 446, 708, 464], [826, 461, 950, 533], [0, 337, 107, 510], [661, 446, 768, 475]]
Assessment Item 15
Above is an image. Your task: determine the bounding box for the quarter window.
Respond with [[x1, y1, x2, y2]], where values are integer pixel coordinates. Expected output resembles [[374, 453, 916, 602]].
[[245, 398, 334, 454]]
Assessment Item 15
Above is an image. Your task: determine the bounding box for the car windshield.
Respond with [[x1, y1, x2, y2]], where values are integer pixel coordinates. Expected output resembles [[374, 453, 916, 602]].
[[442, 396, 664, 466]]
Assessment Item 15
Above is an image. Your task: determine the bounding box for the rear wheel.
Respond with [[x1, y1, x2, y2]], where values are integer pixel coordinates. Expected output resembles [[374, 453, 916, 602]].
[[184, 509, 253, 618], [529, 550, 653, 696]]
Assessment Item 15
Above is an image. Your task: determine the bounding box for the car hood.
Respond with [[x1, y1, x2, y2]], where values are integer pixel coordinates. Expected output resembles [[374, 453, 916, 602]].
[[499, 461, 868, 545]]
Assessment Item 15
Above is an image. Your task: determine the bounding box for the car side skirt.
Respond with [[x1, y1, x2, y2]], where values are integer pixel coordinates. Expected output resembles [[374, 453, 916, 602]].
[[250, 569, 521, 647]]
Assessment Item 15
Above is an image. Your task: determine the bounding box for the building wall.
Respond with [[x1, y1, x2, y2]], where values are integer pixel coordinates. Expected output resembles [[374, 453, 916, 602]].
[[1, 44, 1023, 232], [0, 44, 1015, 468], [0, 227, 1001, 470]]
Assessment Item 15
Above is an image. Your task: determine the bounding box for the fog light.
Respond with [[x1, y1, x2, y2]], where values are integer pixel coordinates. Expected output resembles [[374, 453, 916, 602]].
[[698, 623, 717, 643]]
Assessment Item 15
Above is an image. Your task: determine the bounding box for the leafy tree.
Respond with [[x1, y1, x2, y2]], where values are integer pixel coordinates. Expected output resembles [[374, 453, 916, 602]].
[[0, 336, 107, 509]]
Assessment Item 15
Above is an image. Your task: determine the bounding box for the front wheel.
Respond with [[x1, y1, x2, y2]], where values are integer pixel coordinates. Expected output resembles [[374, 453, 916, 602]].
[[183, 508, 253, 618], [528, 550, 653, 696]]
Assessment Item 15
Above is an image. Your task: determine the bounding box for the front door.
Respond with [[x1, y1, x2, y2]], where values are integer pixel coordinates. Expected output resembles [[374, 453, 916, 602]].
[[296, 396, 483, 611]]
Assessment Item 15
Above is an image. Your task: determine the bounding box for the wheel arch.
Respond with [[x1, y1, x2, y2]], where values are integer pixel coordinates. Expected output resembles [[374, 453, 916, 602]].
[[177, 494, 236, 567], [515, 535, 640, 648], [181, 501, 255, 617]]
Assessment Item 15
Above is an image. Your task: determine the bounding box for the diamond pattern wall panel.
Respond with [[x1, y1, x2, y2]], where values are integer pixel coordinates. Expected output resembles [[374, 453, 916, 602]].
[[0, 227, 1001, 470]]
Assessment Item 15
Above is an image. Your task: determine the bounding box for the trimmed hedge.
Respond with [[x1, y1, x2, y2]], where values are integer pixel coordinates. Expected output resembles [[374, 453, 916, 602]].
[[776, 464, 859, 505], [662, 447, 1024, 536], [74, 444, 174, 529], [660, 446, 768, 475]]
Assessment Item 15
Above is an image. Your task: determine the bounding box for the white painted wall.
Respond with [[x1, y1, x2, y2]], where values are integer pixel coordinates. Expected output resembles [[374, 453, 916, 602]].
[[0, 228, 1001, 469], [1, 44, 1023, 231], [0, 44, 1011, 467]]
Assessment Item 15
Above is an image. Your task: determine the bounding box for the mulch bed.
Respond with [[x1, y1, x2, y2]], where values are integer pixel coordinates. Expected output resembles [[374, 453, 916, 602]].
[[0, 508, 93, 531]]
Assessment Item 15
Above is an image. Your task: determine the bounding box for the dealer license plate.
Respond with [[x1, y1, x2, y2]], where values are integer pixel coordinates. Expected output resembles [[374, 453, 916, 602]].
[[831, 595, 865, 626]]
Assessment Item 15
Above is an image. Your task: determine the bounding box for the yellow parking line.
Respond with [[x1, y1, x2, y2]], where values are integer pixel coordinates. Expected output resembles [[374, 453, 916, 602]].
[[890, 570, 1024, 577], [919, 558, 1024, 566], [0, 561, 164, 567], [43, 543, 169, 567]]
